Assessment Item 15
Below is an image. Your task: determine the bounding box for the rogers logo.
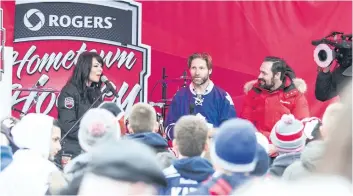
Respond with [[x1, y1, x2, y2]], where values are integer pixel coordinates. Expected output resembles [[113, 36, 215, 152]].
[[24, 9, 45, 31], [48, 15, 115, 29], [24, 9, 115, 31]]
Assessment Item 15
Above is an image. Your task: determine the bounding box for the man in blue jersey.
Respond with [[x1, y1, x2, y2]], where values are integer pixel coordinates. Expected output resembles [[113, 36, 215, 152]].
[[165, 53, 236, 140]]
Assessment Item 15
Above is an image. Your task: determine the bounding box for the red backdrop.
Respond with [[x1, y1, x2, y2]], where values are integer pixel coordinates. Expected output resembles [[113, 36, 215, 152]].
[[143, 1, 352, 118], [2, 1, 352, 119]]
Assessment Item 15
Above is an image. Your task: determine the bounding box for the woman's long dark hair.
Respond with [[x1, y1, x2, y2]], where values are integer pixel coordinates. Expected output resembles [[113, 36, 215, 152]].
[[67, 52, 103, 100]]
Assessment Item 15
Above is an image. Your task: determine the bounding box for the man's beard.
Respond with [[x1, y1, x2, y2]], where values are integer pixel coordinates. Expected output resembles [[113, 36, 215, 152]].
[[192, 75, 209, 86], [258, 77, 275, 90]]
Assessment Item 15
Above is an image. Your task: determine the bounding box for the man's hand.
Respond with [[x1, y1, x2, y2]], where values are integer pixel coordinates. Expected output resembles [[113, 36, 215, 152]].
[[322, 67, 331, 73]]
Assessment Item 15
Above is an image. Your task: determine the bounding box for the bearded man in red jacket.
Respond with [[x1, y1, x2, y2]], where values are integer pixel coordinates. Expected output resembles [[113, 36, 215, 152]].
[[241, 56, 310, 155]]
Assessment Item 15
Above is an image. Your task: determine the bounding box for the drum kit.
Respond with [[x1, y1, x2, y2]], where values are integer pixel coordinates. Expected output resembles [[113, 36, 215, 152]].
[[148, 68, 191, 136]]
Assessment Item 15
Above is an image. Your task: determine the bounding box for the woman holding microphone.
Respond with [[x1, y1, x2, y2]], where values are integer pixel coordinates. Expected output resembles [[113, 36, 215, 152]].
[[57, 52, 104, 161]]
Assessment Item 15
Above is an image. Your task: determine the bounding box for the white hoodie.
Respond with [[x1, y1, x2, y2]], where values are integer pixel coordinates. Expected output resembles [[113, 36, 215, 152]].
[[0, 113, 59, 196]]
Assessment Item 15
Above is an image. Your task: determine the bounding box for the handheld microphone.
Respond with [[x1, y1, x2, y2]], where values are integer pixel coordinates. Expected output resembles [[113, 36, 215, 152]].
[[101, 75, 119, 98]]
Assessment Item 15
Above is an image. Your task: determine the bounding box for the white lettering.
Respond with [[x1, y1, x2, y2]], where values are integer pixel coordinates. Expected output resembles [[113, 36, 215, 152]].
[[36, 92, 57, 114], [60, 15, 71, 27], [171, 187, 182, 196], [13, 43, 137, 80], [48, 15, 113, 29], [104, 17, 113, 29], [179, 178, 197, 184], [12, 76, 141, 118], [72, 16, 83, 28], [84, 16, 93, 28], [94, 17, 103, 28], [48, 15, 59, 26], [102, 81, 141, 118], [170, 187, 197, 196]]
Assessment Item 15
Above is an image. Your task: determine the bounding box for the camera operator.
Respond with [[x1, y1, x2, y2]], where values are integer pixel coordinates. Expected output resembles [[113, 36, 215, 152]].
[[315, 61, 351, 101], [313, 32, 352, 101]]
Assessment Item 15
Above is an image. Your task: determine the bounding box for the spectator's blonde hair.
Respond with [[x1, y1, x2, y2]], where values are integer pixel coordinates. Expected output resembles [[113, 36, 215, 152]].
[[128, 103, 156, 133], [174, 115, 209, 157]]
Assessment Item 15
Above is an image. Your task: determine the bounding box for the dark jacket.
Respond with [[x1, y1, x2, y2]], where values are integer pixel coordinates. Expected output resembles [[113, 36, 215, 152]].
[[315, 65, 351, 102], [158, 156, 214, 195], [125, 132, 169, 153], [57, 83, 102, 158], [269, 152, 301, 177]]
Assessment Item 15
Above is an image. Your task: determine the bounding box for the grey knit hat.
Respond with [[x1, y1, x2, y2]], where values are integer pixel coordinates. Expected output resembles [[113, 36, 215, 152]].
[[270, 114, 306, 153], [87, 139, 167, 186], [78, 108, 121, 152]]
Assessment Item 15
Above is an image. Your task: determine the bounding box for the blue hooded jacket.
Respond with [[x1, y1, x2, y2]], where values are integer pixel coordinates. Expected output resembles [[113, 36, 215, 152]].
[[159, 156, 214, 195], [125, 132, 169, 153]]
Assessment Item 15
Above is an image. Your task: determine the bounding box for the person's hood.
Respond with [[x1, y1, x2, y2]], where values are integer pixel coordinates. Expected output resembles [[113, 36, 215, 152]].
[[272, 152, 302, 169], [0, 149, 58, 196], [64, 153, 92, 182], [244, 77, 307, 94], [11, 113, 54, 159], [126, 132, 168, 149], [173, 156, 214, 182], [300, 141, 325, 171]]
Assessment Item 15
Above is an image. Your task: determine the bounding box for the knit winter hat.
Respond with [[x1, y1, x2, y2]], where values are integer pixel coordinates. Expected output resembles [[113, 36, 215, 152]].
[[270, 114, 306, 153], [78, 108, 121, 152], [98, 102, 124, 120], [210, 118, 258, 173]]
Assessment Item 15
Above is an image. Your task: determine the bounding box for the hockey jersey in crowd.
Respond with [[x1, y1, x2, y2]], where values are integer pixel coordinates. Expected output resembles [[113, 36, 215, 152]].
[[189, 172, 252, 195], [158, 156, 214, 196], [165, 81, 236, 140]]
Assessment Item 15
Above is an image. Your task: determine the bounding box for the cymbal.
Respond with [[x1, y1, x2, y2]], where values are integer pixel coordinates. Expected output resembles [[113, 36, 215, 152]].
[[14, 87, 60, 93], [161, 77, 192, 83], [156, 98, 173, 102]]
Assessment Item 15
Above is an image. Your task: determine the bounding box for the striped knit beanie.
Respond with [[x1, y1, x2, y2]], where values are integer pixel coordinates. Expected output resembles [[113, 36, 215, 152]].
[[270, 114, 306, 153]]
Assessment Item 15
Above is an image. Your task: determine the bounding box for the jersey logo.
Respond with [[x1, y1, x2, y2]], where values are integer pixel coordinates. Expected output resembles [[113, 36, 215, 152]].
[[64, 97, 74, 109], [194, 94, 204, 106]]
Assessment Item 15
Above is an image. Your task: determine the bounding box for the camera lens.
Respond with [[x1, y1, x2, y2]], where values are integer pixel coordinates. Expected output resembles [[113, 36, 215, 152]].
[[318, 50, 327, 61]]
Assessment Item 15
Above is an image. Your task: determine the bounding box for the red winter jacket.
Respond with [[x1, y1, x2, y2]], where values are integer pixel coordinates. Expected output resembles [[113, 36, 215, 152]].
[[240, 77, 310, 142]]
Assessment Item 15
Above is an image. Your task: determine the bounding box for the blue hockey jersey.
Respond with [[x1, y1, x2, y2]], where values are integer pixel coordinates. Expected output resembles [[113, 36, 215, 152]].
[[158, 156, 215, 196], [188, 172, 252, 195], [165, 81, 236, 140]]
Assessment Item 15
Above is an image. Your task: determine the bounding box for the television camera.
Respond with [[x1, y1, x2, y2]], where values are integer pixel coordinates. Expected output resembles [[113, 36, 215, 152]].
[[312, 32, 352, 76]]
